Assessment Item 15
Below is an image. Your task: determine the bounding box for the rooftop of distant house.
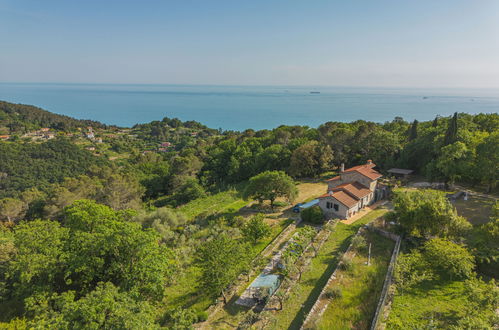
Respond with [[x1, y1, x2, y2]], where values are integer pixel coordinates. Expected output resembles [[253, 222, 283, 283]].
[[326, 160, 382, 182]]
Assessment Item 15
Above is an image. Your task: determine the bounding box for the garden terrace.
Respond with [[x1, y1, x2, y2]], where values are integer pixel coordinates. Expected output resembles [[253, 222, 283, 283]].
[[267, 207, 390, 329], [314, 230, 395, 329]]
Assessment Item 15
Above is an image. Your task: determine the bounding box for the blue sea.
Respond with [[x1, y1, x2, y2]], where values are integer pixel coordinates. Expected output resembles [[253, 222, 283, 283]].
[[0, 83, 498, 131]]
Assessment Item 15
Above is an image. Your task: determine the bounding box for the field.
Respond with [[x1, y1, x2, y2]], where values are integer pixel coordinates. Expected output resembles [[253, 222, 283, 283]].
[[452, 194, 496, 225], [316, 231, 394, 329], [178, 187, 248, 220], [385, 281, 468, 329], [270, 207, 390, 329]]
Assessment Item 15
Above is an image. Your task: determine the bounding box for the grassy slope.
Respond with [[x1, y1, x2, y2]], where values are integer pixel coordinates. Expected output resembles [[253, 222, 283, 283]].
[[272, 207, 389, 330], [385, 281, 467, 329], [317, 231, 394, 329], [178, 188, 247, 220]]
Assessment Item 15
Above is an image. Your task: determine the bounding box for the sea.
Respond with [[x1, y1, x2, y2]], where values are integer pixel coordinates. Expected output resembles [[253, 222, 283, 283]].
[[0, 83, 498, 131]]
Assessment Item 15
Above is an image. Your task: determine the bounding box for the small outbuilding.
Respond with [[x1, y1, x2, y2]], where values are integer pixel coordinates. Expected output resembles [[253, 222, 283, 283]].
[[387, 168, 414, 179]]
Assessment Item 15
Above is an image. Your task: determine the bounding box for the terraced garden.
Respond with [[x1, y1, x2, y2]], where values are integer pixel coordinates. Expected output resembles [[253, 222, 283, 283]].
[[269, 207, 390, 329], [315, 230, 394, 329]]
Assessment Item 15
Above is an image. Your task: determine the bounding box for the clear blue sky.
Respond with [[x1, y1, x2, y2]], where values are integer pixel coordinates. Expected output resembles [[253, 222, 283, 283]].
[[1, 0, 498, 87]]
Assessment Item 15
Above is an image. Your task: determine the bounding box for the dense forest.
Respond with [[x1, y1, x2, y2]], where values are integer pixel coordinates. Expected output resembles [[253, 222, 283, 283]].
[[0, 101, 497, 328], [0, 101, 107, 135]]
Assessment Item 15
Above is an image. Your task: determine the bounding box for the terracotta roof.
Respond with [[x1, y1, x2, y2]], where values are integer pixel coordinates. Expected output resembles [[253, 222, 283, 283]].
[[319, 191, 358, 208], [344, 163, 382, 181], [325, 175, 340, 182], [332, 182, 371, 199]]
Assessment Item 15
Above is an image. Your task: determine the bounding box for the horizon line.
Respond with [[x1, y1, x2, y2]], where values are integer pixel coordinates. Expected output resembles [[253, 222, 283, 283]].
[[1, 81, 499, 90]]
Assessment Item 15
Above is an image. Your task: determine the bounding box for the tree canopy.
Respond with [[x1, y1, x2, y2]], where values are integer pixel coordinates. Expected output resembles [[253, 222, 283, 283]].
[[391, 189, 471, 239], [243, 171, 298, 209]]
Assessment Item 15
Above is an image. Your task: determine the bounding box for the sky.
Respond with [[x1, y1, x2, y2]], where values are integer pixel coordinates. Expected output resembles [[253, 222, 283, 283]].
[[1, 0, 499, 88]]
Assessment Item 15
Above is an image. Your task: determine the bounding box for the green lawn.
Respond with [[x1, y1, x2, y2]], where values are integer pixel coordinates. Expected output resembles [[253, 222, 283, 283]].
[[271, 207, 390, 330], [316, 231, 394, 329], [178, 187, 247, 220], [385, 281, 468, 329]]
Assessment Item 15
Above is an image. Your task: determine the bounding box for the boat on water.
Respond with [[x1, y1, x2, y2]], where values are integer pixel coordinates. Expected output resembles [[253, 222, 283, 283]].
[[310, 91, 320, 94]]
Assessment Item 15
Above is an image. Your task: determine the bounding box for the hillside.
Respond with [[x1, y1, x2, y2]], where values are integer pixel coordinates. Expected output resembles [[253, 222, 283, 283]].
[[0, 100, 108, 135]]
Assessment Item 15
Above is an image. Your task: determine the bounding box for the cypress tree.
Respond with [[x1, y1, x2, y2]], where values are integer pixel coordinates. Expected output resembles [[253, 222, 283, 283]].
[[432, 116, 439, 127], [408, 119, 419, 141], [444, 112, 458, 145]]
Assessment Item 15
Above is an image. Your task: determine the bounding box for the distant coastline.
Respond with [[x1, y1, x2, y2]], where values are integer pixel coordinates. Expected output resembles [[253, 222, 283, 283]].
[[1, 83, 498, 131]]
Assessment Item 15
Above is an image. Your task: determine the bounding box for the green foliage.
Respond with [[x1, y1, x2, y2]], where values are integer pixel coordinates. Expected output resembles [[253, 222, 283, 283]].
[[25, 282, 158, 329], [289, 140, 333, 177], [475, 131, 499, 192], [392, 189, 471, 239], [351, 235, 367, 252], [324, 287, 343, 299], [7, 219, 69, 301], [133, 207, 188, 244], [387, 279, 498, 329], [407, 119, 418, 141], [196, 234, 250, 301], [0, 138, 108, 198], [173, 178, 206, 206], [394, 250, 433, 291], [243, 171, 298, 209], [422, 238, 475, 280], [395, 238, 474, 292], [444, 112, 458, 146], [3, 200, 174, 320], [469, 202, 499, 277], [167, 307, 198, 330], [301, 205, 324, 224], [0, 101, 105, 134], [241, 214, 271, 244], [0, 198, 24, 223], [62, 200, 173, 300]]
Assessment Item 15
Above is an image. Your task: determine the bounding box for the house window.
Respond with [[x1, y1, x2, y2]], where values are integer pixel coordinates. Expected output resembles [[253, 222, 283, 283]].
[[333, 204, 339, 211], [326, 201, 332, 209]]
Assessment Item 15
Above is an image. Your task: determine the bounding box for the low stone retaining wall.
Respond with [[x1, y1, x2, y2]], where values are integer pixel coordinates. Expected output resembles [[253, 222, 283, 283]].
[[300, 225, 401, 330], [368, 227, 401, 330], [300, 226, 362, 329]]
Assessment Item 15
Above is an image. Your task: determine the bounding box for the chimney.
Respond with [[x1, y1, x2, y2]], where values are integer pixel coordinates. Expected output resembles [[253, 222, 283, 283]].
[[340, 163, 345, 172], [367, 159, 372, 165]]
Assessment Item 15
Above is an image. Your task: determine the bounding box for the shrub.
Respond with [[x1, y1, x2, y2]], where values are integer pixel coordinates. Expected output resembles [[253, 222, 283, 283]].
[[273, 201, 288, 208], [351, 235, 367, 252], [242, 214, 271, 244], [340, 255, 354, 272], [301, 205, 324, 224], [196, 311, 208, 322], [324, 286, 343, 299]]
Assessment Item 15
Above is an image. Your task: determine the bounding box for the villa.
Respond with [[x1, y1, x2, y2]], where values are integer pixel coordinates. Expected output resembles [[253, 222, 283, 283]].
[[318, 160, 386, 219]]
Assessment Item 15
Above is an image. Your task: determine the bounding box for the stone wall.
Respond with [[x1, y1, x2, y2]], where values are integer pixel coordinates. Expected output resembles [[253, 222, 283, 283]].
[[367, 226, 401, 330], [300, 227, 363, 329]]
